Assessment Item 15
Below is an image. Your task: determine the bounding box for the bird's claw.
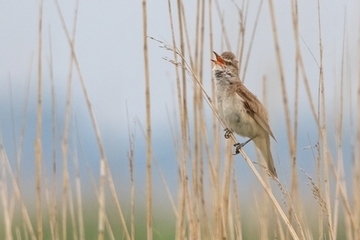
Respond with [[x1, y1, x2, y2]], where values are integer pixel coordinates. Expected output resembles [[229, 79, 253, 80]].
[[224, 128, 232, 139], [233, 137, 255, 155], [233, 143, 245, 155]]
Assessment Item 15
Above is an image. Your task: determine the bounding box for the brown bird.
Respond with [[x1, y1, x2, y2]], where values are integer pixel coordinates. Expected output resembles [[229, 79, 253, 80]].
[[211, 51, 277, 177]]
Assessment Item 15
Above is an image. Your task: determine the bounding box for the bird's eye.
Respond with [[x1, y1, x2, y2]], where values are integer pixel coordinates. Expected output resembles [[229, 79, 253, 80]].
[[226, 71, 234, 77]]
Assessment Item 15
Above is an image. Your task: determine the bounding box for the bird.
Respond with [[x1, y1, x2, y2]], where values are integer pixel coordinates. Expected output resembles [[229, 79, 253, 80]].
[[211, 51, 277, 177]]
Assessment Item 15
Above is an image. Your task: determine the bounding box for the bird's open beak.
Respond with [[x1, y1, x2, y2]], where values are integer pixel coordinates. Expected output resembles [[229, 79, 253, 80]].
[[211, 51, 225, 66]]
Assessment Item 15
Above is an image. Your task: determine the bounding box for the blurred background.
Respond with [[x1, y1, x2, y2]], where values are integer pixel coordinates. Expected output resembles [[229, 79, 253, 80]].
[[0, 0, 359, 239]]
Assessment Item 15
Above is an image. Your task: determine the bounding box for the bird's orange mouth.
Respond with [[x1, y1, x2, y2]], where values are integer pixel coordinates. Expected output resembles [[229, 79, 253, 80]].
[[211, 51, 225, 66]]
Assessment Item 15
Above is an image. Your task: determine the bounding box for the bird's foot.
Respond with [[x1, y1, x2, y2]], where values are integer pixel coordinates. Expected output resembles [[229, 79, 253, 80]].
[[233, 137, 255, 155], [233, 142, 246, 155], [224, 128, 232, 139]]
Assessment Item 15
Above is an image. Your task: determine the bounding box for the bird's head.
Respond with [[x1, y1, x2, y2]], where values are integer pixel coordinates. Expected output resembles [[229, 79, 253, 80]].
[[211, 51, 238, 84]]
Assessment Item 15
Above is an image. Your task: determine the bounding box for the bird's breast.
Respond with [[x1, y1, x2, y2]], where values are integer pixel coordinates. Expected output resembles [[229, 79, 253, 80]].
[[217, 90, 258, 138]]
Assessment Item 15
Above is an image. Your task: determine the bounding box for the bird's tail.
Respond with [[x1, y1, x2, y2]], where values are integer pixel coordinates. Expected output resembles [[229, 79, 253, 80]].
[[253, 136, 277, 177]]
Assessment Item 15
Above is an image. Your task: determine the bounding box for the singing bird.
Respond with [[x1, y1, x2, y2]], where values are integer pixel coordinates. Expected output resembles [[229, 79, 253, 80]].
[[211, 51, 277, 177]]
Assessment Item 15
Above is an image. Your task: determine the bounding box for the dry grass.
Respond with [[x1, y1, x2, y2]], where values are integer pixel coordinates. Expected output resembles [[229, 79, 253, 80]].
[[1, 0, 359, 239]]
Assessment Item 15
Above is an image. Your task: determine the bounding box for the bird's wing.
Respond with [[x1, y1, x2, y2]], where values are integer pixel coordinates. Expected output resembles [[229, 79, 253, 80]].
[[235, 83, 276, 141]]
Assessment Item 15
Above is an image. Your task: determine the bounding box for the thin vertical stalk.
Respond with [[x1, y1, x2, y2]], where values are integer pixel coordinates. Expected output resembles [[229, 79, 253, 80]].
[[142, 0, 152, 239], [73, 152, 85, 240], [68, 174, 78, 240], [267, 0, 293, 170], [126, 106, 136, 240], [175, 0, 188, 238], [7, 73, 18, 235], [208, 2, 223, 238], [333, 13, 346, 238], [354, 3, 360, 238], [214, 0, 231, 50], [2, 141, 37, 240], [47, 27, 60, 240], [166, 3, 186, 239], [241, 0, 263, 83], [355, 6, 360, 238], [192, 0, 201, 237], [0, 138, 11, 240], [35, 1, 44, 239], [232, 171, 242, 240], [289, 1, 307, 239], [221, 143, 233, 239], [60, 1, 79, 238], [233, 0, 246, 69], [193, 0, 207, 238], [69, 3, 85, 239], [316, 2, 334, 239]]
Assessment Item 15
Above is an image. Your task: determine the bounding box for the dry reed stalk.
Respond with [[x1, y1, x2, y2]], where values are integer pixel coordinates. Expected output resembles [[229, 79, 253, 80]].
[[267, 0, 294, 170], [35, 1, 44, 239], [87, 166, 115, 240], [73, 152, 85, 240], [315, 1, 335, 239], [253, 191, 268, 240], [3, 144, 36, 239], [232, 0, 247, 69], [333, 14, 346, 238], [199, 121, 213, 239], [6, 74, 18, 240], [18, 53, 34, 173], [60, 147, 69, 240], [214, 0, 231, 50], [313, 143, 323, 239], [240, 0, 263, 83], [191, 1, 208, 238], [7, 74, 16, 178], [126, 107, 136, 240], [220, 141, 233, 239], [353, 7, 360, 238], [47, 27, 60, 240], [288, 1, 310, 238], [44, 179, 55, 239], [258, 76, 274, 240], [208, 2, 224, 239], [208, 0, 220, 194], [171, 1, 189, 239], [275, 215, 285, 240], [59, 1, 79, 237], [232, 171, 242, 240], [70, 4, 84, 240], [68, 163, 78, 240], [355, 12, 360, 238], [0, 144, 11, 240], [104, 161, 131, 239], [142, 0, 153, 239]]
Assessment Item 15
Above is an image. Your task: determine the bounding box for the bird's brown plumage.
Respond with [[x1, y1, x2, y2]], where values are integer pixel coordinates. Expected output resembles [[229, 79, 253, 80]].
[[220, 51, 275, 140], [234, 82, 276, 141], [212, 51, 277, 177]]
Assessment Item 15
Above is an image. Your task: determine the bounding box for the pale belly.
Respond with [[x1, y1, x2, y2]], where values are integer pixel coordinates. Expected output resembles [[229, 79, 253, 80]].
[[218, 95, 259, 138]]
